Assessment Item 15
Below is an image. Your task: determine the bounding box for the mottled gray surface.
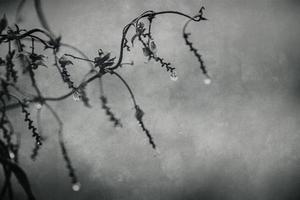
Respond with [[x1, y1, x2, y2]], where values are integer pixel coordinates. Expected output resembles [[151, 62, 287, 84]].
[[1, 0, 300, 199]]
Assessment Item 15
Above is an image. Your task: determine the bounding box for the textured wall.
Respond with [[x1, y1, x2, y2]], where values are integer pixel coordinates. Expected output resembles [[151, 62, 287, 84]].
[[1, 0, 300, 199]]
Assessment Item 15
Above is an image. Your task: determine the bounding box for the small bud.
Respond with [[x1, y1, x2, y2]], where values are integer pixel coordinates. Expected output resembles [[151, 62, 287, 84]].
[[59, 55, 73, 66], [149, 40, 157, 53], [170, 71, 178, 81], [142, 47, 151, 57], [72, 182, 81, 192], [138, 22, 144, 29]]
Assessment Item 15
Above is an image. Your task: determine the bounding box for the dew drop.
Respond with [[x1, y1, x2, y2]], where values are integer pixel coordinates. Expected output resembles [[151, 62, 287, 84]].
[[72, 182, 81, 192], [137, 121, 142, 127], [204, 77, 211, 85], [35, 103, 42, 110], [170, 71, 178, 81], [36, 140, 42, 146], [72, 91, 81, 101], [9, 151, 15, 159]]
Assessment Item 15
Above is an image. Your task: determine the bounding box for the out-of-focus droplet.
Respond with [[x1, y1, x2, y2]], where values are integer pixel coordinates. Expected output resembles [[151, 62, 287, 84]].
[[72, 182, 81, 192], [170, 71, 178, 81], [9, 151, 15, 159], [35, 103, 42, 110], [72, 91, 81, 101], [204, 77, 211, 85]]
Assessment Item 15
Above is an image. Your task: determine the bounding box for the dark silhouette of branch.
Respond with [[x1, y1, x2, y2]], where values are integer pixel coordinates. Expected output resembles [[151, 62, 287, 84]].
[[183, 7, 210, 79], [100, 95, 122, 128], [44, 103, 80, 190], [0, 1, 209, 197], [110, 71, 155, 149], [20, 101, 42, 146]]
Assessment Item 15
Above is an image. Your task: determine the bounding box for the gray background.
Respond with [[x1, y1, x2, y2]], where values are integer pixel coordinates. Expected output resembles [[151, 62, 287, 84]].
[[1, 0, 300, 199]]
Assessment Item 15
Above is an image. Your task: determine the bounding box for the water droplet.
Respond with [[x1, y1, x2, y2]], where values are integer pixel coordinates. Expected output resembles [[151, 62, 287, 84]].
[[137, 121, 142, 127], [9, 151, 15, 159], [72, 182, 81, 192], [72, 91, 81, 101], [35, 103, 42, 110], [204, 77, 211, 85], [36, 140, 42, 146], [170, 71, 178, 81]]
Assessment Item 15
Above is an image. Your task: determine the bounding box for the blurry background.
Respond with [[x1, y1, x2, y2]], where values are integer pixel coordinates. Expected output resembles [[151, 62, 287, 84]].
[[0, 0, 300, 199]]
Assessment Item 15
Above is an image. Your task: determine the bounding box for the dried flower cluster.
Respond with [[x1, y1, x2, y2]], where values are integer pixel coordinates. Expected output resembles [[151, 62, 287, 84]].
[[0, 0, 209, 199]]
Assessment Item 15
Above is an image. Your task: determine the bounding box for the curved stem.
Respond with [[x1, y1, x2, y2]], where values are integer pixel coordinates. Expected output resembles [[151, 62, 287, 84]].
[[1, 28, 53, 41], [33, 0, 56, 39], [182, 8, 209, 77], [64, 54, 94, 63], [44, 103, 79, 185], [108, 10, 203, 71], [109, 71, 137, 107], [44, 103, 62, 139], [61, 43, 94, 69]]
